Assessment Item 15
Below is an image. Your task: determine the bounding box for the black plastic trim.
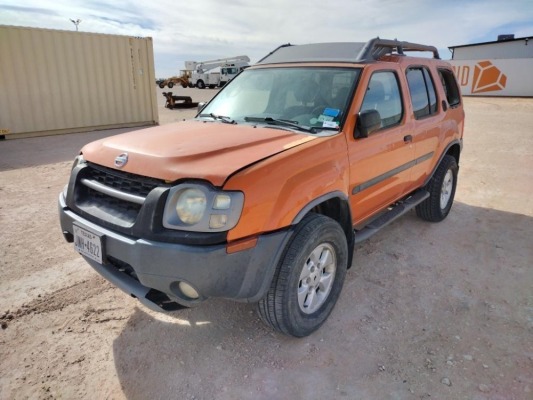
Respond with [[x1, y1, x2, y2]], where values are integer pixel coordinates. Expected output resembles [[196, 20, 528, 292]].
[[423, 140, 462, 186], [292, 191, 350, 224], [352, 151, 434, 195]]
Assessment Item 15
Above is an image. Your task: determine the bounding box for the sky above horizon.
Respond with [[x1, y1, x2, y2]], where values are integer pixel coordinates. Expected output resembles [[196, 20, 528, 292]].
[[1, 0, 532, 77]]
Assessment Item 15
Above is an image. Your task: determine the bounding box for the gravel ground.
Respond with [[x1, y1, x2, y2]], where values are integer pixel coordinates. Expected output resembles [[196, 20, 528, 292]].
[[0, 92, 532, 400]]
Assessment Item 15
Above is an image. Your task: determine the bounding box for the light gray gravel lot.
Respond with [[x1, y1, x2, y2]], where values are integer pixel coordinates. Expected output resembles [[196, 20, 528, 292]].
[[0, 91, 532, 400]]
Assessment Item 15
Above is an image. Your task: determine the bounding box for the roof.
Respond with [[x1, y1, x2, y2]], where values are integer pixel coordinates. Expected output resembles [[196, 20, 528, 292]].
[[257, 38, 440, 65], [448, 36, 532, 50], [258, 42, 366, 64]]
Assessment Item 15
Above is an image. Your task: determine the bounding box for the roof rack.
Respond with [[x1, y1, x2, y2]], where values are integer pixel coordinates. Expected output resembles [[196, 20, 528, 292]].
[[357, 38, 440, 60], [256, 38, 440, 65], [256, 43, 292, 64]]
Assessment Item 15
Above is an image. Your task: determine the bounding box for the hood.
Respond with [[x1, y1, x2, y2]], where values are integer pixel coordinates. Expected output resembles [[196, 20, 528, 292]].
[[81, 120, 317, 186]]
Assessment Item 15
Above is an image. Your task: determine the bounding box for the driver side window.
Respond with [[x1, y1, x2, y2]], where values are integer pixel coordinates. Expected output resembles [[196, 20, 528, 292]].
[[360, 71, 403, 130]]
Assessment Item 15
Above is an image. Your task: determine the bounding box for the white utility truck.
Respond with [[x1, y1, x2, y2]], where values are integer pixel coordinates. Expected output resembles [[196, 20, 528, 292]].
[[186, 56, 250, 88]]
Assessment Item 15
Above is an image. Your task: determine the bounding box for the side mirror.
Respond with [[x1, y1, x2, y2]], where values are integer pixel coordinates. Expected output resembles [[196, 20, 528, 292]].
[[354, 109, 381, 138], [197, 102, 206, 113]]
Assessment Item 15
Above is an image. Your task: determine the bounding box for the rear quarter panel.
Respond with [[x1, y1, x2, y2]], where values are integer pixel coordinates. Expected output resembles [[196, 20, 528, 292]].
[[417, 62, 464, 186]]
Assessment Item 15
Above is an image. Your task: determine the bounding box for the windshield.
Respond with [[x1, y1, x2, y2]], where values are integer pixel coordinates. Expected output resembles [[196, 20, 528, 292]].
[[198, 67, 360, 132]]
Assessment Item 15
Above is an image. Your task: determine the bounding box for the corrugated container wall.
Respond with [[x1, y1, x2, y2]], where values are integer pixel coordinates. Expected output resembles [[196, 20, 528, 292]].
[[0, 25, 158, 138]]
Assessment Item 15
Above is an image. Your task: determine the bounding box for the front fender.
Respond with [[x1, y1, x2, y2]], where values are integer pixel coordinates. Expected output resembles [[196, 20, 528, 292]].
[[224, 134, 350, 242]]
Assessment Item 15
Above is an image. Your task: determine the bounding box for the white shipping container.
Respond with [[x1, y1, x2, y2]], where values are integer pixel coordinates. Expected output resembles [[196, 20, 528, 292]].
[[449, 58, 533, 97], [0, 25, 158, 138]]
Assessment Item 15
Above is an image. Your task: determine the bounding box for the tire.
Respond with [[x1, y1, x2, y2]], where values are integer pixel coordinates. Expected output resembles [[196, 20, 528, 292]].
[[416, 155, 458, 222], [167, 82, 174, 88], [196, 80, 205, 89], [257, 213, 348, 337], [158, 83, 165, 89]]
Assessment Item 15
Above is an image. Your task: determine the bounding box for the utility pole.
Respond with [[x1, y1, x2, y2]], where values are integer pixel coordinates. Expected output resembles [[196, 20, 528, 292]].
[[70, 19, 81, 31]]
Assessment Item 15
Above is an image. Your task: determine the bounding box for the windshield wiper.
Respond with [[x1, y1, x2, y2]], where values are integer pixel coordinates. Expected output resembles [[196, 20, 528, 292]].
[[199, 113, 236, 124], [244, 116, 316, 133]]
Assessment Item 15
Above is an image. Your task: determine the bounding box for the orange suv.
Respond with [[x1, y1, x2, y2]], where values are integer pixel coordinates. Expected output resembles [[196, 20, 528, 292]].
[[59, 38, 464, 337]]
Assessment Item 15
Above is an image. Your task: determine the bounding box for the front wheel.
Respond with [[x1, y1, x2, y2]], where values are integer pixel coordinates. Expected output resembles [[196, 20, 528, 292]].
[[196, 80, 205, 89], [258, 214, 348, 337], [416, 155, 458, 222], [167, 82, 174, 88]]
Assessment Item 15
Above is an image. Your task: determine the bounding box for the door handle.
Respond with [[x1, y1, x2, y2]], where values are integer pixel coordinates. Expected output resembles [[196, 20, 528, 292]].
[[404, 135, 413, 143]]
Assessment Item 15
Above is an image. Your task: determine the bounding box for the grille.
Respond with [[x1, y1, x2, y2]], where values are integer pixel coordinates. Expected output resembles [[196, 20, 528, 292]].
[[86, 186, 142, 217], [85, 164, 161, 198], [74, 163, 166, 226]]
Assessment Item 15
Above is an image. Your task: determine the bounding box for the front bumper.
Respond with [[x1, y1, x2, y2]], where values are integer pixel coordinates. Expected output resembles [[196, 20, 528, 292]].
[[59, 193, 292, 311]]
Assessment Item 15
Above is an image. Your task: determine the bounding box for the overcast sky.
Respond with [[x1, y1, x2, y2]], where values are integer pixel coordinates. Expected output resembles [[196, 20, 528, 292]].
[[1, 0, 532, 77]]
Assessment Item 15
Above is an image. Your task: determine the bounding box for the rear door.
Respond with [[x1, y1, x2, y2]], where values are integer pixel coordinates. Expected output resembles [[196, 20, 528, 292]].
[[404, 66, 444, 191], [347, 68, 415, 224]]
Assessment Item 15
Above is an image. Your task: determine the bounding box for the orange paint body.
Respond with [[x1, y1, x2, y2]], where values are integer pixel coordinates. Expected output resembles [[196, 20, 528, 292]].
[[60, 40, 465, 330], [81, 57, 463, 244]]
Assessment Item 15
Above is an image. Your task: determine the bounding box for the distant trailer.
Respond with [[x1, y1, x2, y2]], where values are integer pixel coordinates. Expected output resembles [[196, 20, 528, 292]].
[[448, 36, 533, 97], [0, 25, 159, 138]]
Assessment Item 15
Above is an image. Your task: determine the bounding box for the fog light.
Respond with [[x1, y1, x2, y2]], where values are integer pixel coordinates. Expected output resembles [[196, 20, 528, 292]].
[[178, 281, 199, 299]]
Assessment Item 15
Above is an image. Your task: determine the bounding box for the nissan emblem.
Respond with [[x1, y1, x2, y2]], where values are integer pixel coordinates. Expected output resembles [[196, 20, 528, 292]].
[[114, 153, 128, 168]]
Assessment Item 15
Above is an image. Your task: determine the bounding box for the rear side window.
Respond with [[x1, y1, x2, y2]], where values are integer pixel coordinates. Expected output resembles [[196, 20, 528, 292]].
[[438, 69, 461, 107], [406, 67, 438, 119], [360, 71, 403, 129]]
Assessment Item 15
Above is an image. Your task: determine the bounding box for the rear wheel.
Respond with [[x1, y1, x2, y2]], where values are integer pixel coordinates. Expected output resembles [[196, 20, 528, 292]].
[[257, 214, 348, 337], [167, 82, 174, 88], [158, 82, 165, 89], [416, 155, 458, 222]]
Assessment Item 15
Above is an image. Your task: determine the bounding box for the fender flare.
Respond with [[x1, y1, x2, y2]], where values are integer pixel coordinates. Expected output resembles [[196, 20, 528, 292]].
[[292, 190, 350, 224], [291, 190, 355, 269], [424, 139, 463, 186]]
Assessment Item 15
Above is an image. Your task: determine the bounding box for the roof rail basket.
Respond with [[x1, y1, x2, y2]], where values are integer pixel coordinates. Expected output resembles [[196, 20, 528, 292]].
[[356, 38, 440, 61]]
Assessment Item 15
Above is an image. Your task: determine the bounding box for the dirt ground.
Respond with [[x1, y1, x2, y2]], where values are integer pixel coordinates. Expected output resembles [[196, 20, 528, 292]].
[[0, 91, 532, 400]]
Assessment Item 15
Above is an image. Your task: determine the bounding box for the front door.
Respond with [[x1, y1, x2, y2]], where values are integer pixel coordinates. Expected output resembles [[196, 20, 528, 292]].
[[347, 69, 415, 225]]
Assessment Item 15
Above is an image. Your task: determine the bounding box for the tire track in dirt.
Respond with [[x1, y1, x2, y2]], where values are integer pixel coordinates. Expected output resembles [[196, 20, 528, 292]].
[[1, 276, 112, 326]]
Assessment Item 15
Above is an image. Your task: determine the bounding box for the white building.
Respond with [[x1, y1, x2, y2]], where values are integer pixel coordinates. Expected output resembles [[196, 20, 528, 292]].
[[448, 35, 532, 97]]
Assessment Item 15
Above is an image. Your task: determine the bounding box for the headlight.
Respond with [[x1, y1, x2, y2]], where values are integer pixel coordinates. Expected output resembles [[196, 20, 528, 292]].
[[163, 183, 244, 232], [175, 188, 207, 225]]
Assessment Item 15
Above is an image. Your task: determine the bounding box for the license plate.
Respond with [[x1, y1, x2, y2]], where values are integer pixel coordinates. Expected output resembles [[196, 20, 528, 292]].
[[73, 224, 104, 264]]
